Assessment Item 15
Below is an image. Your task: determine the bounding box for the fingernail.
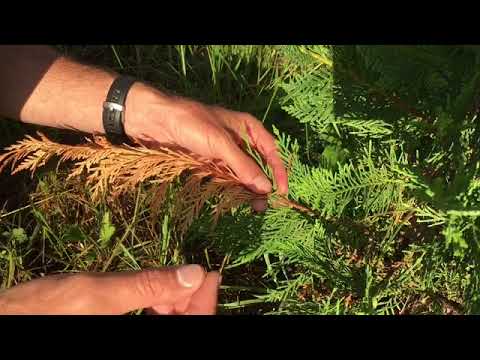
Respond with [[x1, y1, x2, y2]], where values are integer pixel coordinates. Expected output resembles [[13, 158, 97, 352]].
[[253, 175, 272, 194], [176, 264, 204, 288]]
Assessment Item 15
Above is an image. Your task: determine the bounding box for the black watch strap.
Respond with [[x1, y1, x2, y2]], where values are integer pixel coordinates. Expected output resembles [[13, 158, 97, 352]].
[[102, 76, 136, 145]]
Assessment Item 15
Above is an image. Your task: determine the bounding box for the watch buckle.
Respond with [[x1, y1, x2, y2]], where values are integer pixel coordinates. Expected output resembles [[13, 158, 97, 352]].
[[103, 101, 124, 112]]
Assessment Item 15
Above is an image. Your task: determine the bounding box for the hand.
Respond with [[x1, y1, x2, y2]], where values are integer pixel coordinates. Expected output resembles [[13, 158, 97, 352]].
[[0, 265, 220, 315], [124, 83, 289, 212], [0, 47, 288, 209]]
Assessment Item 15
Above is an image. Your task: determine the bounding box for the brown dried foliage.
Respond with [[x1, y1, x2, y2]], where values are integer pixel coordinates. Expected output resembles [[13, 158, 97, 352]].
[[0, 132, 266, 238]]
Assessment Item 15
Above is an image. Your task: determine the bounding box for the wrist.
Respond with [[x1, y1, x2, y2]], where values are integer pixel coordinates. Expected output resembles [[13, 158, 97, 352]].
[[123, 82, 175, 142]]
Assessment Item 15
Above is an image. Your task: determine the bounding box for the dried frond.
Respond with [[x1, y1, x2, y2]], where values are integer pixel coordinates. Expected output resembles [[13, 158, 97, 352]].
[[0, 132, 262, 237], [213, 183, 262, 223]]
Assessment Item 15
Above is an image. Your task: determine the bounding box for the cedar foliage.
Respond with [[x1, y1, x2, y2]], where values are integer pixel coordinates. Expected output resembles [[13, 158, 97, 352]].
[[0, 132, 267, 238], [208, 45, 480, 314]]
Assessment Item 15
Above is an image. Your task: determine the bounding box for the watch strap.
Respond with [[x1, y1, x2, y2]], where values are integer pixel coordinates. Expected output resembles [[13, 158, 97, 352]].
[[102, 76, 136, 145]]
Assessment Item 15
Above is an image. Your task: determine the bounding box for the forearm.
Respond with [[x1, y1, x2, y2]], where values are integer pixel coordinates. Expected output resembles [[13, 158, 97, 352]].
[[0, 45, 139, 134]]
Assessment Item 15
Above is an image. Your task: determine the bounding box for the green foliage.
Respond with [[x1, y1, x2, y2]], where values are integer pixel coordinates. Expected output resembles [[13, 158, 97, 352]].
[[99, 211, 115, 248], [209, 45, 480, 314]]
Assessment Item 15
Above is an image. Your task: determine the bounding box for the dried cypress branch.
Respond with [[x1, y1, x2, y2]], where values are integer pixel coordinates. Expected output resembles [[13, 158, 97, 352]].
[[0, 132, 263, 237]]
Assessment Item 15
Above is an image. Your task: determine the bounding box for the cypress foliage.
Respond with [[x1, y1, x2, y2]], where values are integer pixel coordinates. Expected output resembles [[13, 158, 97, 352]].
[[211, 45, 480, 314]]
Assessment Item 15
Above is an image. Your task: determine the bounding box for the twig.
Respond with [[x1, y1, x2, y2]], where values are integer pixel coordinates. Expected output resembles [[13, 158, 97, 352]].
[[270, 194, 368, 231]]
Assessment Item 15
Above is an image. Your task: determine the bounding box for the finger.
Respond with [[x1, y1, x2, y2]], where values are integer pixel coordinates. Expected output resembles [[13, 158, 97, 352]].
[[150, 296, 190, 315], [214, 135, 272, 194], [146, 305, 174, 315], [251, 198, 268, 213], [244, 120, 288, 195], [184, 272, 221, 315], [93, 264, 206, 314], [172, 297, 192, 314], [220, 112, 288, 195]]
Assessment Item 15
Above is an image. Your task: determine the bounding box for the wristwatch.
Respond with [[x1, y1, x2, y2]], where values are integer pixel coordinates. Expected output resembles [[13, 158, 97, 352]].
[[102, 75, 136, 145]]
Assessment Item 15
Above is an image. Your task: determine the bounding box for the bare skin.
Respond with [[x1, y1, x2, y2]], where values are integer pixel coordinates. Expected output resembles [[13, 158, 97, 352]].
[[0, 46, 288, 315], [0, 265, 220, 315]]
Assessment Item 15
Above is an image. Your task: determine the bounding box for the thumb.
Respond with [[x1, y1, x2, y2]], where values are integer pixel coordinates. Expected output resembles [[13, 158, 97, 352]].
[[97, 264, 206, 314]]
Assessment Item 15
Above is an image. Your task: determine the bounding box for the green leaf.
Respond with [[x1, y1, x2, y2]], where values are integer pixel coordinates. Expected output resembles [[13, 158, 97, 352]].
[[11, 228, 28, 244], [321, 145, 348, 168], [99, 211, 116, 248], [63, 225, 86, 243], [443, 221, 469, 257]]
